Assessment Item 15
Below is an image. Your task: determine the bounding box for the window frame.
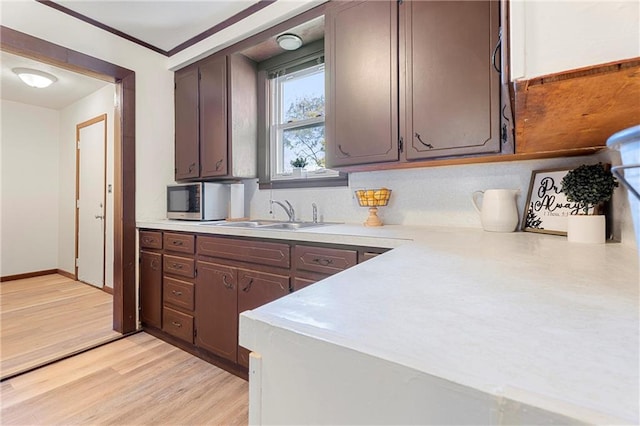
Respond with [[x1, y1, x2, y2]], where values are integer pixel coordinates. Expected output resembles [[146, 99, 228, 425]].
[[257, 39, 348, 189]]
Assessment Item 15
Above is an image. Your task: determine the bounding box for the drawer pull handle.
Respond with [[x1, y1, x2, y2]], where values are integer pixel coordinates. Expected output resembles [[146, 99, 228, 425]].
[[215, 158, 224, 171], [313, 258, 333, 266], [171, 240, 184, 246], [242, 278, 254, 293], [223, 275, 233, 290], [171, 321, 182, 328], [172, 290, 183, 296], [172, 263, 183, 269]]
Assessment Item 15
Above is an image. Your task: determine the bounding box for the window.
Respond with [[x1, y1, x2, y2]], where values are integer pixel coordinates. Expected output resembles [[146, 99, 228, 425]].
[[270, 64, 331, 179], [258, 41, 346, 188]]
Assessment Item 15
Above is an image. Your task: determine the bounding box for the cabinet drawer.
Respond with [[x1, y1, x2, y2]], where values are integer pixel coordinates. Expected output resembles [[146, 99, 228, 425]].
[[294, 245, 357, 275], [140, 231, 162, 249], [163, 276, 195, 311], [163, 255, 195, 278], [163, 307, 194, 343], [164, 232, 195, 254], [198, 236, 290, 268]]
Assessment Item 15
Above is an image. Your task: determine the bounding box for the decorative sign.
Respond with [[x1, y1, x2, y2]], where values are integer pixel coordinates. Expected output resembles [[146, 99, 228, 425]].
[[522, 168, 594, 235]]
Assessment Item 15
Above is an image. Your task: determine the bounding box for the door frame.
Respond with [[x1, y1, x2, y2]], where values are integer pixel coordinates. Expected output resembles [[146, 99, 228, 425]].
[[0, 26, 137, 333], [75, 114, 108, 285]]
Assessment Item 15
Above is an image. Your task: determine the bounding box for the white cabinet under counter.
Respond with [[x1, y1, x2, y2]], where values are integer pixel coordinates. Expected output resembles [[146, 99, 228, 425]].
[[239, 229, 639, 424]]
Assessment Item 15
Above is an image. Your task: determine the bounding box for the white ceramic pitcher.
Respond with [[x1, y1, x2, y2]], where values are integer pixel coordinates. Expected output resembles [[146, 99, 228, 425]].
[[472, 189, 520, 232]]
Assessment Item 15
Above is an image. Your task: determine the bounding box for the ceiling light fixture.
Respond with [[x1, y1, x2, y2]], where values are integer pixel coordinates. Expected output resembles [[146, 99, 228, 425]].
[[276, 34, 303, 51], [12, 67, 58, 88]]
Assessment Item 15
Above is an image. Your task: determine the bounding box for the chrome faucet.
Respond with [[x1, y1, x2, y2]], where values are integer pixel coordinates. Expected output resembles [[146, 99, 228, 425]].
[[312, 203, 318, 223], [271, 200, 295, 222]]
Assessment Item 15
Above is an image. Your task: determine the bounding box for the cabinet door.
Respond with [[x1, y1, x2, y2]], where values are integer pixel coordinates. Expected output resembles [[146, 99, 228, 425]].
[[175, 66, 200, 180], [404, 0, 500, 160], [140, 250, 162, 329], [194, 260, 237, 362], [237, 268, 290, 367], [199, 55, 229, 178], [326, 0, 399, 167]]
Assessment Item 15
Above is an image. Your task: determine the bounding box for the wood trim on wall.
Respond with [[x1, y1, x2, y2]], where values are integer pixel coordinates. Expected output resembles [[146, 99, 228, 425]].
[[0, 270, 58, 282], [37, 0, 278, 57], [57, 269, 76, 280], [0, 26, 137, 334]]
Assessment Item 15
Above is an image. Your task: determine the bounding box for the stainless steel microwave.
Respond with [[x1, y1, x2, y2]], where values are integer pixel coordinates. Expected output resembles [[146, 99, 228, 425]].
[[167, 182, 229, 221]]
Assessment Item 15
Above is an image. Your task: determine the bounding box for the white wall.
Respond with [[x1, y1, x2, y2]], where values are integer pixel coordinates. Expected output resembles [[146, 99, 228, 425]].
[[510, 1, 640, 79], [59, 84, 116, 286], [249, 150, 637, 248], [0, 100, 60, 276], [1, 1, 176, 222]]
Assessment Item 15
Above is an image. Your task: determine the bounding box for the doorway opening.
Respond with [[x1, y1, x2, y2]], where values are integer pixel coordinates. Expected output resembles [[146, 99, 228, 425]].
[[1, 26, 137, 334]]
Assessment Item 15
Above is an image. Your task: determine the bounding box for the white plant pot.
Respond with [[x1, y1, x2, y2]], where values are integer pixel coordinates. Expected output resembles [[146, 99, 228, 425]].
[[292, 167, 306, 178], [567, 215, 606, 244]]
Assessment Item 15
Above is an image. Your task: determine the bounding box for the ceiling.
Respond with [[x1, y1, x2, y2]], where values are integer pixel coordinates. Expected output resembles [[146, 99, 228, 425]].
[[1, 0, 324, 109], [0, 51, 112, 110], [48, 0, 268, 55]]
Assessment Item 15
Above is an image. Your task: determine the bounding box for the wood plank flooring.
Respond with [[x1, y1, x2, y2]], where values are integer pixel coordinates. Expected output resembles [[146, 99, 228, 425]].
[[1, 274, 120, 380], [0, 332, 249, 425]]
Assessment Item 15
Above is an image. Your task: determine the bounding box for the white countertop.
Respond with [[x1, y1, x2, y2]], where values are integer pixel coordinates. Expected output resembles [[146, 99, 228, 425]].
[[138, 220, 640, 423], [137, 219, 413, 248]]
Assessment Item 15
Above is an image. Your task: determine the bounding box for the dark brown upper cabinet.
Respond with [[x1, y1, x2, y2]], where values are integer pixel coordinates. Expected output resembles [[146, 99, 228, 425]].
[[325, 0, 501, 169], [325, 0, 399, 167], [403, 0, 500, 160], [174, 66, 200, 180], [174, 53, 258, 181]]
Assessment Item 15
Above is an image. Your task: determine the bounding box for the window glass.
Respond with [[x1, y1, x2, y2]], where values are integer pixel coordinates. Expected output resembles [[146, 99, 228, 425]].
[[270, 64, 337, 180]]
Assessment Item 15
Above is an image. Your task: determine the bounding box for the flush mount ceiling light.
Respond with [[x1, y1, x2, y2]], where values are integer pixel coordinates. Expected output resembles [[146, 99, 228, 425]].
[[276, 34, 303, 51], [12, 67, 58, 88]]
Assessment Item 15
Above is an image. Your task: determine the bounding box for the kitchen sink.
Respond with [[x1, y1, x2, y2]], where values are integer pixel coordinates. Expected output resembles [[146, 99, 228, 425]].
[[198, 220, 338, 230], [204, 220, 277, 228], [259, 222, 336, 230]]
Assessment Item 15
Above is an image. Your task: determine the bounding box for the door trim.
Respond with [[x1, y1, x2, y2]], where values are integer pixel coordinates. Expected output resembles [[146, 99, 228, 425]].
[[75, 114, 108, 285], [1, 26, 137, 333]]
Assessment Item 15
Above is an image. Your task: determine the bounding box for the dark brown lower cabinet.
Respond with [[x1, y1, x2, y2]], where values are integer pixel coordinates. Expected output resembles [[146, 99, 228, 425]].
[[237, 268, 290, 367], [195, 260, 238, 362], [139, 250, 162, 329], [163, 306, 194, 343], [139, 228, 389, 377]]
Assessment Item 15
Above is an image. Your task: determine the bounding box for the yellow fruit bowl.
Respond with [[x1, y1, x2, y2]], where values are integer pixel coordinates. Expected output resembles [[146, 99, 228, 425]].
[[354, 188, 392, 226], [354, 188, 392, 207]]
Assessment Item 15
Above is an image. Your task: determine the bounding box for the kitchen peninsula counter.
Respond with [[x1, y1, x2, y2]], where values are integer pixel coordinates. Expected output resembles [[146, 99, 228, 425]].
[[138, 220, 639, 424]]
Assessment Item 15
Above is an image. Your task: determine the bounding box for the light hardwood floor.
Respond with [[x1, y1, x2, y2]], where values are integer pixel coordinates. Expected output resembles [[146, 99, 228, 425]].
[[1, 332, 249, 425], [0, 274, 120, 380]]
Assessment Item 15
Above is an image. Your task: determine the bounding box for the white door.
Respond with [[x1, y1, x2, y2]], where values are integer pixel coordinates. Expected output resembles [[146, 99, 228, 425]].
[[77, 117, 106, 288]]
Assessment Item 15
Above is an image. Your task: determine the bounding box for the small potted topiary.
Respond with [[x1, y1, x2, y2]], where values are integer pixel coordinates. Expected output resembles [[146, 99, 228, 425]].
[[290, 157, 308, 178], [560, 163, 618, 243]]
